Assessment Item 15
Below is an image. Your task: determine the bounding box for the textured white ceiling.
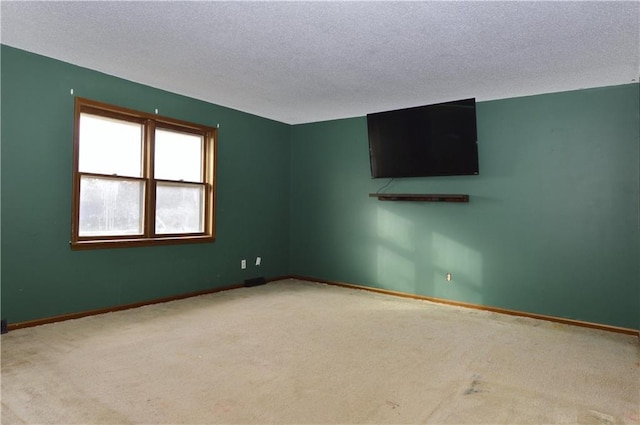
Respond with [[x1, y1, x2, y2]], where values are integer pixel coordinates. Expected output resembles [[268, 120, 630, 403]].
[[2, 1, 639, 124]]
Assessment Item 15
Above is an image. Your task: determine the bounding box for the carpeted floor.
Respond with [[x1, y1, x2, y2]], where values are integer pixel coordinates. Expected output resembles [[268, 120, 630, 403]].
[[1, 279, 639, 424]]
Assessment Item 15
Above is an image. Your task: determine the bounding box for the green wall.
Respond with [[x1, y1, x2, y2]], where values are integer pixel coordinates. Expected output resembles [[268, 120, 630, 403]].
[[2, 45, 639, 331], [1, 46, 291, 323], [290, 84, 640, 330]]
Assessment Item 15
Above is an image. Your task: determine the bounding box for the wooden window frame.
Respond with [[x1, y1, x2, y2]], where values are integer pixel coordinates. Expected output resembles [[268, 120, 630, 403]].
[[71, 97, 216, 250]]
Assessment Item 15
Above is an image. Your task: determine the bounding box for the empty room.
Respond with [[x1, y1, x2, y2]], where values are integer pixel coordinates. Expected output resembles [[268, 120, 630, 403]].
[[1, 1, 639, 424]]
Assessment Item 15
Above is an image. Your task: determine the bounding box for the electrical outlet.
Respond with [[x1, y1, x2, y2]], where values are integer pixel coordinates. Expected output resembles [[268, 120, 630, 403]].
[[256, 256, 261, 266], [446, 272, 452, 282], [241, 259, 247, 269]]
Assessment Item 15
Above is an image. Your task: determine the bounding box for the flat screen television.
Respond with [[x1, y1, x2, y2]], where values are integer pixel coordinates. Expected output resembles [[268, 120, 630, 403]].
[[367, 98, 478, 178]]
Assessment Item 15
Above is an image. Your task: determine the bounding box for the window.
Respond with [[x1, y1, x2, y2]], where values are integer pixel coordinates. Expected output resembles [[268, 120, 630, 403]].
[[71, 98, 216, 249]]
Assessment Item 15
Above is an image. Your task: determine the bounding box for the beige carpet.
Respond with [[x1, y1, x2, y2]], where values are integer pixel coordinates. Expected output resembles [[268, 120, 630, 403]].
[[1, 279, 639, 424]]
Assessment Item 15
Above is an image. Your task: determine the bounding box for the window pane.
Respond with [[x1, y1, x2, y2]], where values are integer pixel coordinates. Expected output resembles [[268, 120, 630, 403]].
[[79, 114, 143, 177], [155, 183, 204, 234], [79, 176, 144, 236], [155, 129, 202, 182]]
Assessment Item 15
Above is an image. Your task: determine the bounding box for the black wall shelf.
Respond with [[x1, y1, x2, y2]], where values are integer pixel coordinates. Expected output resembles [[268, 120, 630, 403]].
[[369, 193, 469, 202]]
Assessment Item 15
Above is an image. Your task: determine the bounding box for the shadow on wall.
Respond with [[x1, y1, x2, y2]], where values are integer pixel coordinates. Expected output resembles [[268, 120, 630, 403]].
[[371, 201, 484, 305]]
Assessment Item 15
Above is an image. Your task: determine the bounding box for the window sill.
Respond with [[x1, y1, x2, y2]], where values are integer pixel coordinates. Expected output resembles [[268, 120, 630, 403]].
[[70, 235, 215, 250]]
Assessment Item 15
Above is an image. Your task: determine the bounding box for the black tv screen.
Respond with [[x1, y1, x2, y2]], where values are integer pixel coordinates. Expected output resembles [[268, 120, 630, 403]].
[[367, 98, 479, 178]]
